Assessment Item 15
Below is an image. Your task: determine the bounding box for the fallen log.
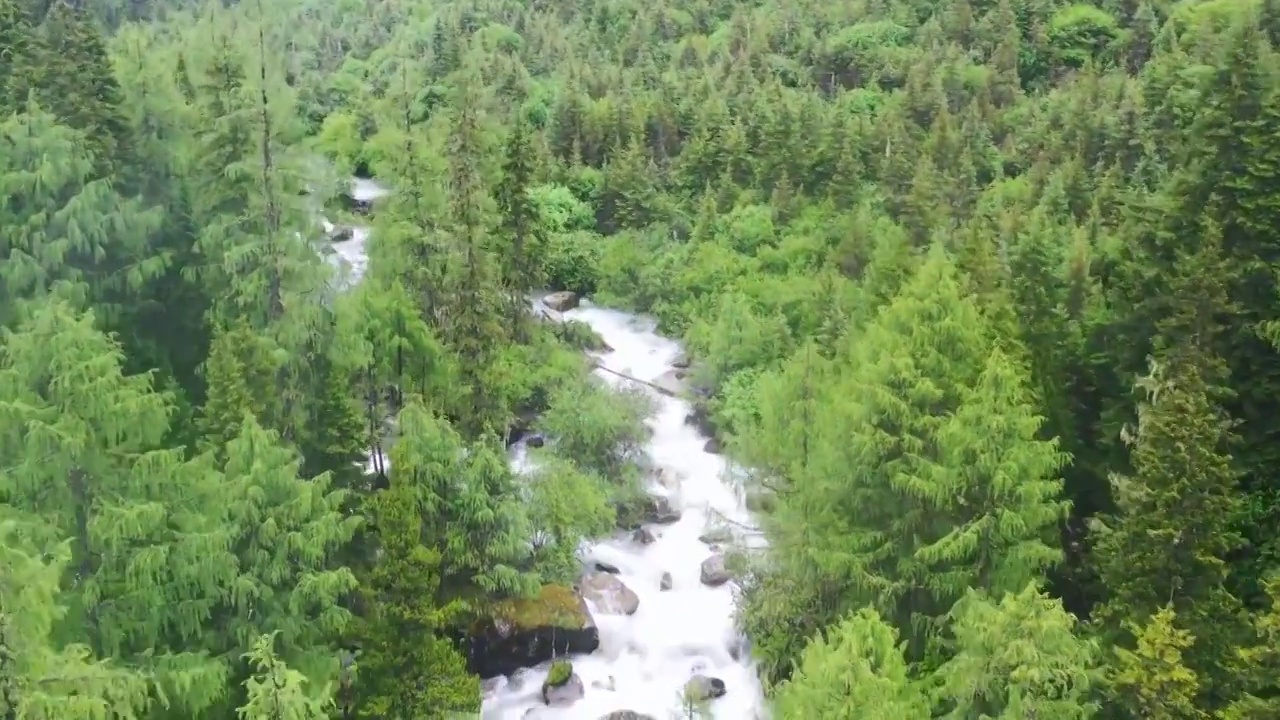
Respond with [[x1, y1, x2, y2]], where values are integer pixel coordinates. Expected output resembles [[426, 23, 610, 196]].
[[588, 358, 682, 398]]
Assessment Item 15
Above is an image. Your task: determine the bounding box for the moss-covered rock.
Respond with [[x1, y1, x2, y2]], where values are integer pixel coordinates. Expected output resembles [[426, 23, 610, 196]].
[[545, 659, 573, 687], [466, 585, 599, 678]]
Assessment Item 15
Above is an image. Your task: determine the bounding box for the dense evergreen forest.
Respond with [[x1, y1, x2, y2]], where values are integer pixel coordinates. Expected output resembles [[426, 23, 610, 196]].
[[4, 0, 1280, 715]]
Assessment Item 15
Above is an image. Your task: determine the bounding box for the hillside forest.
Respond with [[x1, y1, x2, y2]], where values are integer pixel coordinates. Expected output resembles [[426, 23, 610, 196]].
[[4, 0, 1280, 716]]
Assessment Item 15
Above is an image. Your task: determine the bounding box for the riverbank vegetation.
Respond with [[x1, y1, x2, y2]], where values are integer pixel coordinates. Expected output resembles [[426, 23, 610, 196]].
[[4, 0, 1280, 717]]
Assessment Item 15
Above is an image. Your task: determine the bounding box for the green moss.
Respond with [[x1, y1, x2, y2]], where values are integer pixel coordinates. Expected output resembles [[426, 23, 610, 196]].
[[493, 584, 589, 630], [545, 659, 573, 687]]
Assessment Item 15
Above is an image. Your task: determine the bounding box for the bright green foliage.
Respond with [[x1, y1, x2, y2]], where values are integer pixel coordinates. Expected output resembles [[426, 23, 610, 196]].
[[0, 301, 231, 712], [773, 608, 929, 719], [536, 380, 650, 483], [236, 633, 332, 720], [216, 415, 360, 676], [932, 585, 1100, 719], [524, 455, 616, 582], [0, 517, 152, 720], [749, 249, 1068, 669], [1109, 605, 1206, 720], [390, 401, 537, 600], [6, 0, 1280, 716], [349, 486, 479, 719]]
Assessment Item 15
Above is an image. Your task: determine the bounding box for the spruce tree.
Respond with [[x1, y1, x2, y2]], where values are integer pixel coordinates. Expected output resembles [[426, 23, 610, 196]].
[[772, 609, 930, 719], [1090, 351, 1246, 705], [0, 300, 230, 714], [390, 401, 536, 601], [236, 634, 332, 720], [933, 584, 1100, 718], [0, 518, 151, 720], [349, 485, 480, 718], [215, 415, 360, 678], [772, 249, 1067, 654]]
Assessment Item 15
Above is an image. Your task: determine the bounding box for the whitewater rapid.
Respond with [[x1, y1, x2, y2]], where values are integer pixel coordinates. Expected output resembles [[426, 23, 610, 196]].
[[482, 303, 767, 720], [328, 176, 767, 719]]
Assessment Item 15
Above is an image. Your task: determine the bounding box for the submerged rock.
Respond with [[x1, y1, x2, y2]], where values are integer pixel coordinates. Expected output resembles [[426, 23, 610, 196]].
[[632, 527, 656, 544], [466, 584, 599, 678], [684, 674, 727, 702], [543, 291, 579, 312], [593, 561, 621, 574], [601, 712, 657, 720], [579, 571, 640, 615]]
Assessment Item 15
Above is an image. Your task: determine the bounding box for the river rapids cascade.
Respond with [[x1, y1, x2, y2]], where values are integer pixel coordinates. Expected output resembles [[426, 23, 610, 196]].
[[327, 177, 768, 720]]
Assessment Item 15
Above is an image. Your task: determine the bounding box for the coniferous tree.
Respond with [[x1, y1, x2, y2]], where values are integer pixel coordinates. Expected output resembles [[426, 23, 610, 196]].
[[349, 485, 480, 718], [236, 634, 332, 720], [0, 300, 230, 713], [772, 608, 930, 719]]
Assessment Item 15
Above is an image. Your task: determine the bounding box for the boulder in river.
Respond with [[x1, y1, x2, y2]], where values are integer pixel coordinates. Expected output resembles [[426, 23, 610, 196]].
[[541, 660, 584, 707], [543, 291, 580, 312], [326, 225, 354, 243], [632, 527, 656, 544], [684, 674, 727, 702], [466, 584, 599, 678], [593, 561, 621, 574], [660, 571, 673, 591], [579, 571, 640, 615], [684, 401, 718, 440], [616, 493, 681, 529], [700, 554, 732, 586], [703, 437, 722, 454]]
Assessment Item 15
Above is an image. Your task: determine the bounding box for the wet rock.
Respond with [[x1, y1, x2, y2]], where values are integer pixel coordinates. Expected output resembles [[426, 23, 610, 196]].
[[703, 437, 722, 454], [601, 712, 657, 720], [652, 369, 685, 397], [593, 561, 621, 574], [672, 352, 691, 369], [542, 666, 584, 707], [660, 572, 673, 591], [558, 318, 610, 351], [466, 584, 599, 678], [654, 468, 681, 490], [616, 493, 681, 529], [684, 402, 717, 439], [632, 527, 656, 544], [700, 555, 732, 587], [525, 434, 546, 449], [684, 674, 727, 702], [579, 571, 640, 615], [543, 291, 580, 312], [326, 225, 354, 242]]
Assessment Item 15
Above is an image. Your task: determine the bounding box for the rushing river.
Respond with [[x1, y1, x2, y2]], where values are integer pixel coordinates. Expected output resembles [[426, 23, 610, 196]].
[[331, 177, 768, 720]]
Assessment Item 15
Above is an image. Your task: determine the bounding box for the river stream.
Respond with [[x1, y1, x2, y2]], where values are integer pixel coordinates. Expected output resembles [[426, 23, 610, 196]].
[[330, 178, 767, 720]]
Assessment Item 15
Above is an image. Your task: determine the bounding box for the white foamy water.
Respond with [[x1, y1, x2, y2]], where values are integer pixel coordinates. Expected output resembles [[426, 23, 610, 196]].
[[482, 302, 768, 720]]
